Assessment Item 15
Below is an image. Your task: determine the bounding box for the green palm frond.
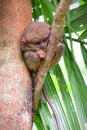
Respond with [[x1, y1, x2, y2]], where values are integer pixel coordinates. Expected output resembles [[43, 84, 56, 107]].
[[32, 0, 87, 130]]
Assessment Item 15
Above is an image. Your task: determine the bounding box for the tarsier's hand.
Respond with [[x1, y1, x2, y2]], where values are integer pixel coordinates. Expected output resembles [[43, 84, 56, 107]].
[[20, 22, 64, 72]]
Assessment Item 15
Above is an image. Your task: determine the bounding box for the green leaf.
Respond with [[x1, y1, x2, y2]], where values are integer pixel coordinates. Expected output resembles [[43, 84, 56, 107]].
[[71, 13, 87, 31], [31, 0, 42, 20], [64, 46, 87, 125], [51, 66, 81, 130], [38, 0, 55, 24], [79, 30, 87, 40], [33, 115, 44, 130], [70, 4, 87, 22], [32, 0, 87, 129], [81, 44, 87, 68], [66, 4, 87, 31]]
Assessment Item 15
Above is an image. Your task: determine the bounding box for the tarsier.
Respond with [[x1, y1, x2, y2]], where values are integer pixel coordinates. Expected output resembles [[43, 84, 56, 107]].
[[20, 22, 64, 71], [20, 21, 65, 129]]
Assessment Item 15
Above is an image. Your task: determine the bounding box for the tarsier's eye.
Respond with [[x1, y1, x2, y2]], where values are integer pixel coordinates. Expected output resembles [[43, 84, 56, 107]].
[[34, 41, 40, 45]]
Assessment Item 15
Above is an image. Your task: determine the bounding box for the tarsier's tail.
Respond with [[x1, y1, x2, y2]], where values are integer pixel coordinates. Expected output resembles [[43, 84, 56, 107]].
[[43, 87, 60, 130]]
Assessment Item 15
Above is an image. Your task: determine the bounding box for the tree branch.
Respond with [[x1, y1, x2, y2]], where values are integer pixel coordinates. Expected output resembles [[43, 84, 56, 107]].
[[33, 0, 72, 112]]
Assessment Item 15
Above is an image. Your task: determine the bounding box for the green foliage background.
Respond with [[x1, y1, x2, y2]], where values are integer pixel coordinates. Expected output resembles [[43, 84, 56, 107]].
[[32, 0, 87, 130]]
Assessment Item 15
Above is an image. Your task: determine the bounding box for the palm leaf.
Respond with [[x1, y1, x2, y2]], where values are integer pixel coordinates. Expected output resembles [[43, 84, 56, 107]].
[[32, 0, 87, 130]]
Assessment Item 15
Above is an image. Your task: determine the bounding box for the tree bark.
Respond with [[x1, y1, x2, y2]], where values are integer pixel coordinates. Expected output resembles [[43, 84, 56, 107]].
[[0, 0, 32, 130]]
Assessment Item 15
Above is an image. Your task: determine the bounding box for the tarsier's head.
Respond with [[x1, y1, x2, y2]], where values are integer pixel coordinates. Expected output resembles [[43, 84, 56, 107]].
[[20, 22, 50, 44]]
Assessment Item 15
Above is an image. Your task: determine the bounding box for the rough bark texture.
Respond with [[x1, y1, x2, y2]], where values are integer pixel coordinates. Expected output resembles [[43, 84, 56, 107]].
[[0, 0, 32, 130]]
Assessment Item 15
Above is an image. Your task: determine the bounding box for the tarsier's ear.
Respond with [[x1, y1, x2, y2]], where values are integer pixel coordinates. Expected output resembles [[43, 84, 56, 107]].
[[20, 36, 26, 43]]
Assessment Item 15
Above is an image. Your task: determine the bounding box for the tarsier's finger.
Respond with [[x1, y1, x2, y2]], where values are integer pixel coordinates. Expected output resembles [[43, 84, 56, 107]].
[[50, 43, 65, 68]]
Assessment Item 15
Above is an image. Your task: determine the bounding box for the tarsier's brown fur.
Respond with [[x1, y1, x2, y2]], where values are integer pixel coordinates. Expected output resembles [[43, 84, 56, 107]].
[[20, 21, 65, 129]]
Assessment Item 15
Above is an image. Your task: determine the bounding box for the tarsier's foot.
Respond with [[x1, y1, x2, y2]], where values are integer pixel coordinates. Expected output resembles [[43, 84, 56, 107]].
[[23, 50, 46, 72], [50, 43, 65, 68], [23, 51, 40, 71]]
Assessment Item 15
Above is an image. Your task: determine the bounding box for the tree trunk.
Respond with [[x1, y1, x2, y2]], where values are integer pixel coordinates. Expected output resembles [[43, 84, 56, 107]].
[[0, 0, 32, 129]]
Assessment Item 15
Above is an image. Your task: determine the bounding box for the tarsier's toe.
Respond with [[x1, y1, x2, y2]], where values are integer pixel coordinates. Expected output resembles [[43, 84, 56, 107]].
[[57, 43, 65, 53]]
